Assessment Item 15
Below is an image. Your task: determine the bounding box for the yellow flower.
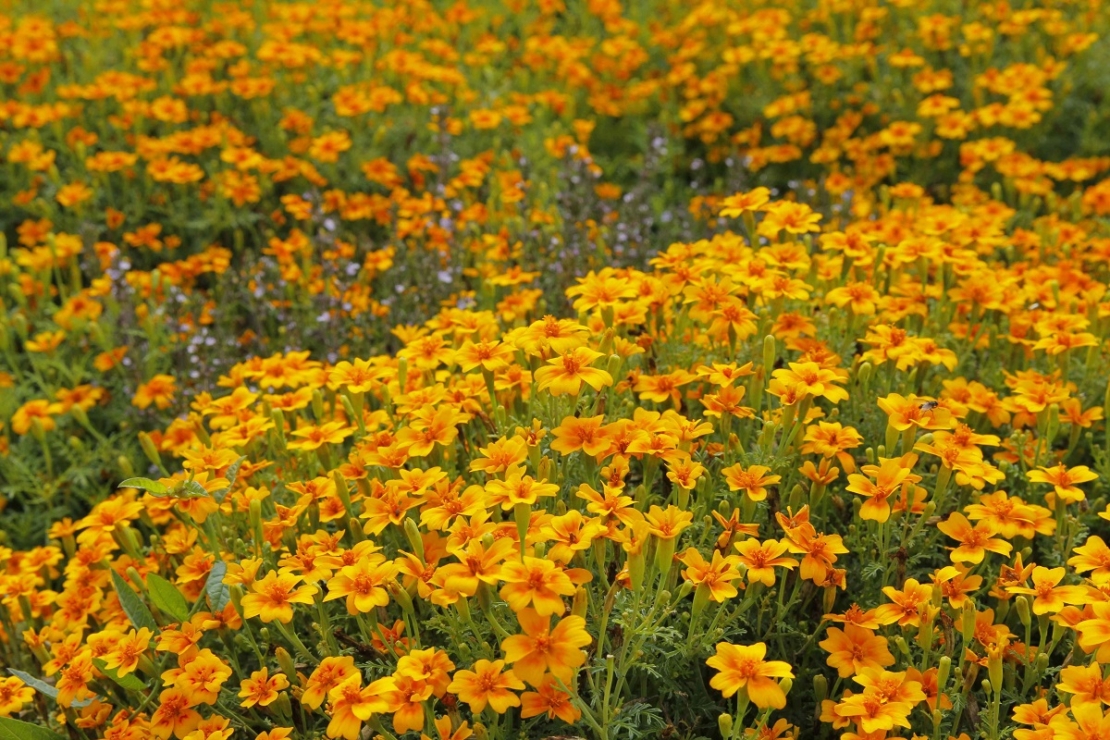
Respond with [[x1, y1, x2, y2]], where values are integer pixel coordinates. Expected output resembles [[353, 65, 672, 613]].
[[706, 642, 794, 708]]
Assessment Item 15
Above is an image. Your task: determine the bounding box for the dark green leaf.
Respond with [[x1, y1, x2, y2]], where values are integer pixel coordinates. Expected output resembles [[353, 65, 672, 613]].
[[205, 561, 230, 612], [146, 574, 189, 623], [0, 717, 68, 740], [110, 570, 158, 632]]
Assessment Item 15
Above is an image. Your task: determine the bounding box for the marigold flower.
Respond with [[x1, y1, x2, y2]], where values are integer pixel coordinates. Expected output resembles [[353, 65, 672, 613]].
[[238, 668, 289, 708], [446, 659, 525, 714], [240, 571, 319, 624], [706, 642, 794, 708], [501, 608, 591, 686], [1027, 464, 1098, 503], [733, 539, 798, 587], [500, 557, 576, 616], [1007, 566, 1088, 614], [722, 464, 781, 502], [0, 676, 34, 717], [534, 347, 613, 396], [819, 625, 895, 677], [133, 374, 178, 410], [937, 512, 1012, 564]]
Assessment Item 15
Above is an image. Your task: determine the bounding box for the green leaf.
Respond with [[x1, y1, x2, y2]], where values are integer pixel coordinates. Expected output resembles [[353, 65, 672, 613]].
[[210, 455, 247, 502], [110, 570, 158, 632], [146, 574, 189, 623], [205, 561, 230, 612], [8, 670, 95, 708], [92, 659, 148, 691], [178, 480, 210, 499], [118, 477, 168, 496], [0, 717, 68, 740], [8, 669, 58, 699]]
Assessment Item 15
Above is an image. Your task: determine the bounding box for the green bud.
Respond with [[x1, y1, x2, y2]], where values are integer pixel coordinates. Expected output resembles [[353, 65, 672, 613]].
[[937, 655, 951, 691], [118, 455, 135, 479], [138, 431, 163, 471], [572, 586, 588, 619], [813, 674, 827, 711], [718, 714, 734, 738], [275, 646, 296, 678], [404, 518, 424, 560], [1015, 594, 1031, 628], [762, 335, 776, 373]]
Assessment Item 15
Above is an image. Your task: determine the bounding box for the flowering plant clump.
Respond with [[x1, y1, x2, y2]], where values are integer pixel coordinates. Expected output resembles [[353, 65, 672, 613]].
[[3, 1, 1110, 740]]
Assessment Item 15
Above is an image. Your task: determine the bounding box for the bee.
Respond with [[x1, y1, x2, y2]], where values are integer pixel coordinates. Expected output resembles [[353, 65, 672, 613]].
[[919, 400, 939, 411]]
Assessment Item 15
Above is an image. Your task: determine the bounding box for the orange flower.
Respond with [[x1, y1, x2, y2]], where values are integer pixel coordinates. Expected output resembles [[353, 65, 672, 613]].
[[550, 415, 610, 457], [446, 659, 525, 714], [936, 512, 1012, 564], [733, 539, 798, 587], [500, 557, 576, 616], [302, 657, 358, 710], [101, 627, 153, 677], [1027, 464, 1098, 503], [501, 608, 592, 686], [0, 676, 34, 716], [819, 625, 895, 677], [874, 578, 933, 627], [721, 464, 781, 502], [240, 571, 319, 624], [521, 675, 582, 724], [324, 558, 397, 614], [150, 687, 203, 740], [133, 374, 178, 410], [845, 457, 913, 523], [1006, 566, 1088, 614], [706, 642, 794, 709], [326, 674, 394, 740], [238, 668, 289, 708], [534, 347, 613, 396], [679, 548, 744, 601], [771, 362, 849, 403]]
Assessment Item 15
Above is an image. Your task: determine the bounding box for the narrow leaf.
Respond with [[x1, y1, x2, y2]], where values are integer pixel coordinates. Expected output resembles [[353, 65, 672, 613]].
[[118, 477, 168, 496], [8, 670, 95, 708], [8, 669, 58, 699], [110, 570, 158, 632], [178, 480, 210, 499], [211, 455, 247, 502], [146, 574, 189, 623], [92, 659, 148, 691]]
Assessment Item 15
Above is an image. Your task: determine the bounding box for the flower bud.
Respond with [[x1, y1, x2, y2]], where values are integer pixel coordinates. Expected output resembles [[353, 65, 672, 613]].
[[118, 455, 135, 479], [332, 470, 353, 515], [138, 431, 163, 471], [762, 334, 776, 371], [271, 408, 286, 449], [718, 714, 734, 738], [1015, 595, 1031, 628], [249, 498, 263, 546], [961, 602, 976, 645], [404, 518, 424, 560], [937, 655, 951, 691], [572, 586, 588, 619], [812, 674, 827, 707], [275, 646, 296, 678]]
